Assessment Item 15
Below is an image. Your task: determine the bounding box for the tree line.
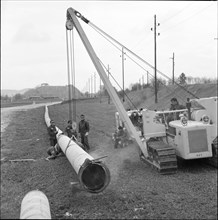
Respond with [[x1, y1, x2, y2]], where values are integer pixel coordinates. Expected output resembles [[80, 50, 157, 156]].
[[1, 93, 24, 102], [129, 73, 217, 92]]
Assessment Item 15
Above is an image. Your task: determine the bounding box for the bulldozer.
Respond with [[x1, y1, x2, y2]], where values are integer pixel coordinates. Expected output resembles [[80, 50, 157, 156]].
[[115, 96, 217, 174]]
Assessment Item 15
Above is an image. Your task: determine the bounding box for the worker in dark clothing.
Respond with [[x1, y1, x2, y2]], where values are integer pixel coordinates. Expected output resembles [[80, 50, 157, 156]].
[[167, 97, 186, 123], [170, 97, 186, 111], [47, 120, 58, 146], [78, 114, 90, 151], [46, 120, 63, 159], [114, 126, 127, 148], [65, 120, 78, 138], [130, 111, 139, 126], [65, 120, 85, 151]]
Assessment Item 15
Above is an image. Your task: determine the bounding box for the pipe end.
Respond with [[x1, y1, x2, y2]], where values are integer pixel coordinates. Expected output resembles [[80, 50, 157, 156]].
[[78, 159, 110, 193]]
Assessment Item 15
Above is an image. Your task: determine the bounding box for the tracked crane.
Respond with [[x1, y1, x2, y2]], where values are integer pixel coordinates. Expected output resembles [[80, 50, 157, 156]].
[[66, 8, 217, 174]]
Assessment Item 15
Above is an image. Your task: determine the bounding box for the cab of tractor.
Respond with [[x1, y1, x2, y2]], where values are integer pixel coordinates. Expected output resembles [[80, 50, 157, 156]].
[[142, 96, 217, 166]]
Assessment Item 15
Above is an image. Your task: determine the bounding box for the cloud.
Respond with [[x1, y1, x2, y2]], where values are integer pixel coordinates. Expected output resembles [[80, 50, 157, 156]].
[[12, 23, 50, 44]]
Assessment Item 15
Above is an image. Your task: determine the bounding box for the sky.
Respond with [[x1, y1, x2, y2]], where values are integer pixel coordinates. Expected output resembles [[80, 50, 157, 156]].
[[1, 1, 217, 93]]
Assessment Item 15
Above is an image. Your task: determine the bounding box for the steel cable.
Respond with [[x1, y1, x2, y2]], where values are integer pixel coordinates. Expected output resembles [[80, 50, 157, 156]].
[[85, 22, 190, 104], [86, 20, 199, 100]]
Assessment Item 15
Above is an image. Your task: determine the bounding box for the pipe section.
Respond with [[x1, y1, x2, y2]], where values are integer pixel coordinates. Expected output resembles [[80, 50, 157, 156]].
[[44, 106, 110, 193], [20, 190, 51, 219]]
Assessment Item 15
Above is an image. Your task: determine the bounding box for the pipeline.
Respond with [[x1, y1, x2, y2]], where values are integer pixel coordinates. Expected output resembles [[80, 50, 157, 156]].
[[45, 105, 110, 193], [20, 190, 51, 219]]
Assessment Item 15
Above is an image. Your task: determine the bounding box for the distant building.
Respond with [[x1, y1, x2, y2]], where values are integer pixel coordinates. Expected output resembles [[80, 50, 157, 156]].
[[41, 83, 49, 86], [29, 96, 42, 100]]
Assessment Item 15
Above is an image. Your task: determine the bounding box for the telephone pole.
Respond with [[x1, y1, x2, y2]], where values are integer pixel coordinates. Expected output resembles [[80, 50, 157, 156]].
[[91, 74, 93, 98], [99, 77, 102, 103], [88, 78, 90, 98], [107, 65, 111, 104], [94, 72, 96, 97], [170, 52, 175, 85], [121, 47, 126, 102], [147, 71, 149, 85], [142, 75, 144, 90], [151, 15, 160, 103]]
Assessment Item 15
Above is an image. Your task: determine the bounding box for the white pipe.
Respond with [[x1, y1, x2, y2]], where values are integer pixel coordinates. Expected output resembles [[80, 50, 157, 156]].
[[20, 190, 51, 219], [45, 106, 110, 193]]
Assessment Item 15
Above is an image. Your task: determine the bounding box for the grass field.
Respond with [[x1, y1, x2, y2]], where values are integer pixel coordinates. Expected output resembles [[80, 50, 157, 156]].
[[1, 84, 217, 219]]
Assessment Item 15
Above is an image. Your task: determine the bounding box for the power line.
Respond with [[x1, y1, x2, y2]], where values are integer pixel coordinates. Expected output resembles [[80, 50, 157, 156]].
[[161, 3, 215, 34], [161, 2, 194, 25], [77, 13, 199, 99]]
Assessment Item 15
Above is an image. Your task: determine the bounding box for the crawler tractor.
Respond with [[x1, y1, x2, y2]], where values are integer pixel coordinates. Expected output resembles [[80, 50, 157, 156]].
[[115, 96, 217, 174], [66, 8, 217, 174]]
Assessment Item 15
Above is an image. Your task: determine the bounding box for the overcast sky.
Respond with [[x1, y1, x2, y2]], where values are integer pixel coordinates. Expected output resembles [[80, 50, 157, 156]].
[[1, 1, 217, 92]]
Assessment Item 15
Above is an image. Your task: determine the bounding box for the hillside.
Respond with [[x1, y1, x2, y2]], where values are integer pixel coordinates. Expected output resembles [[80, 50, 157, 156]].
[[1, 88, 30, 97], [23, 85, 84, 100], [123, 83, 217, 111], [1, 83, 217, 219]]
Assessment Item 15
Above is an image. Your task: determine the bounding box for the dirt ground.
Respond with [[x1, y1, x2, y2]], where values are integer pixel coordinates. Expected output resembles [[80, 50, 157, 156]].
[[1, 99, 217, 219]]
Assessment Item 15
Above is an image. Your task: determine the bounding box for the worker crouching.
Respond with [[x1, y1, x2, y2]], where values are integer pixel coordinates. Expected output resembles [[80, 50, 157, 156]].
[[113, 126, 129, 148]]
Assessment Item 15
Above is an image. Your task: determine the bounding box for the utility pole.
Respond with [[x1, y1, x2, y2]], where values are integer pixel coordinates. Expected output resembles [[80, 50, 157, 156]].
[[94, 72, 96, 97], [88, 78, 90, 98], [121, 47, 126, 102], [151, 15, 160, 103], [99, 77, 102, 103], [91, 74, 93, 98], [170, 52, 175, 85], [139, 79, 141, 90], [147, 71, 149, 85], [107, 65, 111, 104], [142, 75, 144, 90]]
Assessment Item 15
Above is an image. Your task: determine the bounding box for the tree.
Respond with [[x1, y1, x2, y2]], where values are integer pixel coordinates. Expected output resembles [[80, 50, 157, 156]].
[[150, 77, 166, 92], [178, 73, 187, 85], [1, 95, 10, 102], [13, 93, 23, 101]]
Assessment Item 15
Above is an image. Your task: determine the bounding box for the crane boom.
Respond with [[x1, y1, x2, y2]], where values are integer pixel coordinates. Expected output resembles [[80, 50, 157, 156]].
[[66, 8, 148, 157]]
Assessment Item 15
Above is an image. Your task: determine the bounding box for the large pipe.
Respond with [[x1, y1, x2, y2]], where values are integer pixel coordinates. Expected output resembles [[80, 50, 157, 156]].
[[45, 106, 110, 193], [20, 190, 51, 219]]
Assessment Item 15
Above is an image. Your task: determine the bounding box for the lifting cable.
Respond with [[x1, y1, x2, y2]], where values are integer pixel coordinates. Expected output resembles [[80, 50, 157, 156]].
[[66, 28, 77, 124], [70, 29, 77, 123], [66, 29, 73, 122], [75, 12, 199, 101]]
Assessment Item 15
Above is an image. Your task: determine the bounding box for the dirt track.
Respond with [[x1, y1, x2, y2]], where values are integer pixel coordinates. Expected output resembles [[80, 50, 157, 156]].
[[0, 100, 217, 219]]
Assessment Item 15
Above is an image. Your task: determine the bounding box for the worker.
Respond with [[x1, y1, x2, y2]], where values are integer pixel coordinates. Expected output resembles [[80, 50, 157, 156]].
[[78, 114, 90, 152], [168, 98, 186, 122], [130, 111, 139, 126], [170, 97, 185, 111], [65, 120, 78, 138], [46, 143, 62, 160], [65, 120, 86, 151], [46, 120, 63, 159], [47, 120, 58, 147], [114, 126, 127, 148]]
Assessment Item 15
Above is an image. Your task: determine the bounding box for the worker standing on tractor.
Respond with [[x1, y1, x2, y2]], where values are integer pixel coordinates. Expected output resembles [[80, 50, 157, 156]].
[[130, 111, 139, 126], [170, 97, 185, 111], [78, 114, 90, 152], [167, 98, 186, 123]]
